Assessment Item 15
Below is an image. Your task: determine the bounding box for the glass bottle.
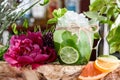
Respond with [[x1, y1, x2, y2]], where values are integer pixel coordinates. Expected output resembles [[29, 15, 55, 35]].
[[65, 0, 79, 13]]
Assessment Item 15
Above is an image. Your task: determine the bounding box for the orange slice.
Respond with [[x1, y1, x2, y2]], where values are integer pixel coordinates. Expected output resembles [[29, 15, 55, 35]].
[[94, 58, 119, 73], [78, 62, 108, 80]]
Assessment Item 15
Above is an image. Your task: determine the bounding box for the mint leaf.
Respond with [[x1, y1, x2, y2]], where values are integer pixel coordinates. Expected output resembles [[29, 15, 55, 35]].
[[62, 31, 78, 43], [87, 0, 119, 28], [53, 8, 67, 18], [47, 8, 67, 24], [90, 0, 106, 11], [84, 11, 99, 19], [47, 18, 57, 24], [61, 30, 92, 64], [108, 25, 120, 53], [60, 31, 79, 51], [100, 6, 107, 14], [60, 39, 78, 51], [54, 30, 93, 64]]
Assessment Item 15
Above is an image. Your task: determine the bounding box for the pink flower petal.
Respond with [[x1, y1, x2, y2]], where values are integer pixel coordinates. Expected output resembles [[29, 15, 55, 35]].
[[34, 54, 49, 63], [17, 56, 34, 64], [33, 44, 40, 50], [4, 54, 18, 64]]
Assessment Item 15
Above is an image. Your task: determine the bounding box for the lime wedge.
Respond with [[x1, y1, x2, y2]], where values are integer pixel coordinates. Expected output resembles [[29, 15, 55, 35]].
[[59, 46, 79, 64]]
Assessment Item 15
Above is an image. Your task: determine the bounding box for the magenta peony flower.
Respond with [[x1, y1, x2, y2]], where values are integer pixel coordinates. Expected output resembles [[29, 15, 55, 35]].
[[4, 32, 57, 69]]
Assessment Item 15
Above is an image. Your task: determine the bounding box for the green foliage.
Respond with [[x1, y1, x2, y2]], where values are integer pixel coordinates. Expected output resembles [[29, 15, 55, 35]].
[[54, 30, 92, 64], [23, 19, 29, 29], [0, 45, 8, 60], [85, 0, 120, 26], [86, 0, 120, 53], [60, 31, 78, 51], [47, 8, 67, 24], [11, 19, 29, 35], [108, 25, 120, 53], [11, 23, 18, 35]]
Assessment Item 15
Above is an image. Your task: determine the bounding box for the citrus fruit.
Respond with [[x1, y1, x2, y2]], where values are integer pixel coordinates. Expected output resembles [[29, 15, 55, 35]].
[[59, 46, 79, 64], [97, 55, 120, 63], [53, 30, 65, 43], [53, 30, 65, 53], [78, 62, 108, 80], [94, 55, 120, 72]]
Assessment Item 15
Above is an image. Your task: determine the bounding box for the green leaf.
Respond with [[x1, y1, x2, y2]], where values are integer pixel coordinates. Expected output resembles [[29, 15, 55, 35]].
[[84, 11, 107, 23], [108, 25, 120, 53], [54, 30, 93, 64], [0, 45, 8, 60], [47, 18, 57, 24], [23, 19, 29, 29], [90, 0, 106, 11], [84, 11, 99, 19], [11, 23, 18, 35], [62, 30, 92, 63], [39, 0, 49, 6], [53, 8, 67, 18], [60, 39, 79, 51], [106, 6, 114, 19], [98, 15, 107, 22], [62, 31, 78, 43], [60, 31, 79, 53], [100, 6, 107, 14], [47, 8, 67, 24]]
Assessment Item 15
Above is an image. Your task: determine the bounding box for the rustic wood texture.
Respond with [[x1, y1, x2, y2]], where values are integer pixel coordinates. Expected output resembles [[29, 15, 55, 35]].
[[0, 62, 47, 80], [100, 67, 120, 80], [37, 64, 83, 80], [0, 62, 120, 80]]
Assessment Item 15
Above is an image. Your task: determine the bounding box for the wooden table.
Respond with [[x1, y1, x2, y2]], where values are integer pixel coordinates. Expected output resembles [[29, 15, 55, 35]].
[[0, 62, 120, 80]]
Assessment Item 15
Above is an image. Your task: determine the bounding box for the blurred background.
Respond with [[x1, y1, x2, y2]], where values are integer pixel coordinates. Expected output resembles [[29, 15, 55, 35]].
[[15, 0, 90, 30], [1, 0, 90, 45]]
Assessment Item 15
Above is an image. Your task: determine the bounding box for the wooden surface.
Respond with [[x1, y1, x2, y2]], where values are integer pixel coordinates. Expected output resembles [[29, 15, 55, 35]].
[[37, 64, 83, 80], [0, 62, 120, 80], [0, 62, 47, 80]]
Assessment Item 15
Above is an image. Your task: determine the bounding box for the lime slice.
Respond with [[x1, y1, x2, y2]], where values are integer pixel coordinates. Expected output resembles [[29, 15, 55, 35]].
[[53, 30, 65, 43], [59, 46, 79, 64]]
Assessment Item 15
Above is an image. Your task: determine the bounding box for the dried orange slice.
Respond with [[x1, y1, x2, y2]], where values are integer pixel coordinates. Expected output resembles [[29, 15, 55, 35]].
[[94, 56, 120, 73], [78, 62, 108, 80]]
